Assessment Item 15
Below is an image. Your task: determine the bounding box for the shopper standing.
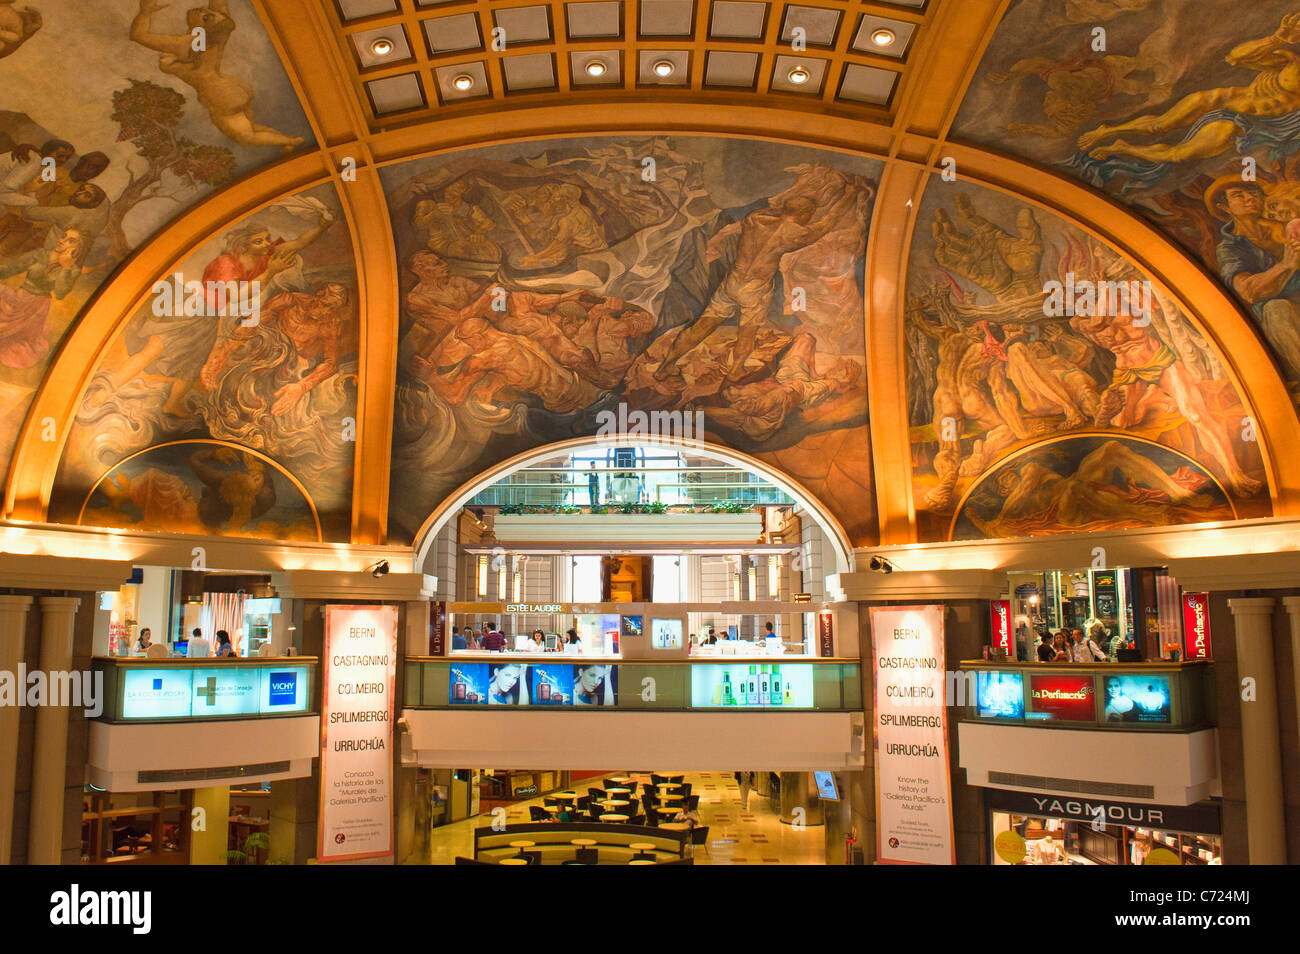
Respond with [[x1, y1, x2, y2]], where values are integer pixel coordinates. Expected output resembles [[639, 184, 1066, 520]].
[[587, 463, 600, 506], [1036, 631, 1055, 662]]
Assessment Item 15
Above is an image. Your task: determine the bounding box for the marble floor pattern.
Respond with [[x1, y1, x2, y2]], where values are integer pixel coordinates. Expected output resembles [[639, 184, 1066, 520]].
[[423, 771, 828, 865]]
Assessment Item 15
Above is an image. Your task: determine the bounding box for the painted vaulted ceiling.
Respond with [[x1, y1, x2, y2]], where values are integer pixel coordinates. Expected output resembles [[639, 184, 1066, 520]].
[[2, 0, 1298, 554]]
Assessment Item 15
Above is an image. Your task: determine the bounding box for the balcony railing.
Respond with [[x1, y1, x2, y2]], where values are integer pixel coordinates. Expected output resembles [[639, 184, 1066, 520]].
[[92, 656, 318, 723], [468, 467, 793, 508], [404, 657, 860, 712], [958, 659, 1215, 732]]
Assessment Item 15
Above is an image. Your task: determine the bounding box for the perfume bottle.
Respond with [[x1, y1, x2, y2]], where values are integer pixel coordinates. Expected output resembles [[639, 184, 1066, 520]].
[[451, 669, 467, 701], [770, 664, 782, 706]]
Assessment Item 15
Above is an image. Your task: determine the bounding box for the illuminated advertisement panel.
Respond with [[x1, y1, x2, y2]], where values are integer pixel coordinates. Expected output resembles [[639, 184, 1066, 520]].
[[976, 671, 1024, 719], [1028, 674, 1096, 722], [1103, 675, 1171, 724], [688, 663, 813, 708]]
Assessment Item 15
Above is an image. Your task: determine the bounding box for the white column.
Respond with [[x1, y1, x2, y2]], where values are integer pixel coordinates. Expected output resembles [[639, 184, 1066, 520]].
[[0, 595, 33, 866], [28, 596, 81, 865], [1281, 597, 1300, 779], [1227, 597, 1287, 864]]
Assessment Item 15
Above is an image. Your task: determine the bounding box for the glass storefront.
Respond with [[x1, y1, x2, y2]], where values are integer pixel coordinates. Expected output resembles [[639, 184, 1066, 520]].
[[987, 790, 1221, 866]]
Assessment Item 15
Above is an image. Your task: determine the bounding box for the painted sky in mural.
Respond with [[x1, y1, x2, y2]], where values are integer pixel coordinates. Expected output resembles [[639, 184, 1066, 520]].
[[50, 184, 356, 540], [906, 178, 1268, 542], [955, 0, 1300, 397], [383, 136, 879, 544], [0, 0, 313, 485]]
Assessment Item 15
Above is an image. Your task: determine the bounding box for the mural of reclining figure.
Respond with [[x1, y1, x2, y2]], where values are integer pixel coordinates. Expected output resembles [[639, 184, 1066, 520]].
[[970, 440, 1223, 537], [1077, 12, 1300, 164]]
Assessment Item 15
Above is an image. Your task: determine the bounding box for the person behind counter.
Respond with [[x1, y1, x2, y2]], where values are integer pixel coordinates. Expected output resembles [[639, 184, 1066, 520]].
[[1072, 627, 1107, 662], [562, 628, 582, 655], [186, 626, 212, 658], [1050, 631, 1071, 662], [481, 622, 507, 653], [214, 630, 236, 657], [1036, 631, 1055, 662], [134, 627, 153, 655], [530, 630, 547, 652]]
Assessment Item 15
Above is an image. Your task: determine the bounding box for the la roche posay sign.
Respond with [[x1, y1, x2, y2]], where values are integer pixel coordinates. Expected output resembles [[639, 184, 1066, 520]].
[[122, 668, 194, 719], [870, 605, 955, 865], [319, 604, 398, 863]]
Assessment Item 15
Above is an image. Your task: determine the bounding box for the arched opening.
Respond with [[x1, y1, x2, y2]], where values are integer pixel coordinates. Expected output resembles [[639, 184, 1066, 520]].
[[410, 434, 856, 576]]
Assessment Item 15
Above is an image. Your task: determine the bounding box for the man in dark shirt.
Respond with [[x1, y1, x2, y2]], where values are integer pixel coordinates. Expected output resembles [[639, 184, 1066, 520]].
[[1036, 631, 1056, 662], [480, 622, 507, 653]]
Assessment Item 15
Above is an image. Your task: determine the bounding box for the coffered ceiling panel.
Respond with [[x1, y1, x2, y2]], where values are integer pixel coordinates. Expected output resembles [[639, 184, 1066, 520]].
[[327, 0, 925, 126]]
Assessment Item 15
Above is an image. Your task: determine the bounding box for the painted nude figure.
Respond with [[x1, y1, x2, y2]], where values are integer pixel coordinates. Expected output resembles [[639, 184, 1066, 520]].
[[130, 0, 304, 152], [1078, 12, 1300, 163]]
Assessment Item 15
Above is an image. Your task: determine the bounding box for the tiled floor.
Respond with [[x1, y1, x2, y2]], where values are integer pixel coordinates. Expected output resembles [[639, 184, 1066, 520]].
[[423, 771, 828, 865]]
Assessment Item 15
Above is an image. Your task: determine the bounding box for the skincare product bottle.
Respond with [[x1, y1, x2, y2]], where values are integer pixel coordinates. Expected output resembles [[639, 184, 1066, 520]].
[[736, 667, 748, 706], [747, 665, 759, 705], [759, 664, 771, 705], [770, 664, 782, 706]]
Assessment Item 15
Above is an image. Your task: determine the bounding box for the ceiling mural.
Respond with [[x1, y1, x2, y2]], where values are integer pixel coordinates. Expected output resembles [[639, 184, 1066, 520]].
[[0, 0, 313, 481], [77, 440, 321, 541], [48, 183, 356, 541], [905, 178, 1269, 541], [382, 136, 879, 544], [954, 0, 1300, 398], [950, 435, 1236, 541]]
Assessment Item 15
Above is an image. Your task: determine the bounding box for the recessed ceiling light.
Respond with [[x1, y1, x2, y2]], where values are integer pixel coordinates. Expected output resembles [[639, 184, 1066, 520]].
[[652, 59, 674, 78], [452, 73, 474, 91], [369, 37, 395, 56], [871, 28, 896, 47], [585, 58, 608, 77], [788, 65, 810, 85]]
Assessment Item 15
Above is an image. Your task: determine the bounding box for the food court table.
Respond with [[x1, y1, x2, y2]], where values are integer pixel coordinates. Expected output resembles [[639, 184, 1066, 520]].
[[499, 858, 528, 865], [601, 813, 629, 822], [628, 859, 656, 865], [600, 799, 630, 808], [508, 840, 536, 849], [570, 838, 597, 847], [658, 822, 689, 831], [553, 792, 579, 801]]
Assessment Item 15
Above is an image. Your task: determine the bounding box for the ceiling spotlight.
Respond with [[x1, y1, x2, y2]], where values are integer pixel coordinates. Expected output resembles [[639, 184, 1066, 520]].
[[452, 73, 474, 91], [652, 59, 674, 78], [871, 28, 896, 47], [788, 65, 810, 85], [369, 37, 395, 56], [369, 560, 390, 579], [585, 58, 608, 77]]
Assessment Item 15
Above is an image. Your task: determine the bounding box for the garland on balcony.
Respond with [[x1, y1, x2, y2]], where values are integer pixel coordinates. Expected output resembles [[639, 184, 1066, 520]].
[[495, 502, 752, 516]]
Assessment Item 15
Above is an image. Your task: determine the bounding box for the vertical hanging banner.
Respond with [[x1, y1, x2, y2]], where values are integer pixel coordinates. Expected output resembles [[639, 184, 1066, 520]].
[[430, 600, 447, 656], [319, 604, 398, 863], [871, 604, 954, 865], [1182, 593, 1211, 659], [817, 611, 835, 656], [990, 600, 1011, 656]]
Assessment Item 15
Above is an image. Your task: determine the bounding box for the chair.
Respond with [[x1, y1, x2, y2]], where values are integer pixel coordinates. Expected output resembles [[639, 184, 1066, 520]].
[[651, 774, 666, 787], [577, 796, 591, 811], [680, 783, 692, 799], [588, 787, 606, 801], [687, 795, 700, 812], [529, 806, 549, 822], [644, 806, 660, 827], [691, 825, 710, 857], [524, 851, 542, 865], [543, 796, 558, 807], [256, 643, 274, 657]]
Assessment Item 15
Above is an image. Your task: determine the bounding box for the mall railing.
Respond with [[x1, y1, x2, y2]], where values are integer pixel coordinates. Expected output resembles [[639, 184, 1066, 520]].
[[404, 657, 860, 712], [958, 659, 1215, 732], [91, 656, 319, 724], [468, 467, 794, 508]]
